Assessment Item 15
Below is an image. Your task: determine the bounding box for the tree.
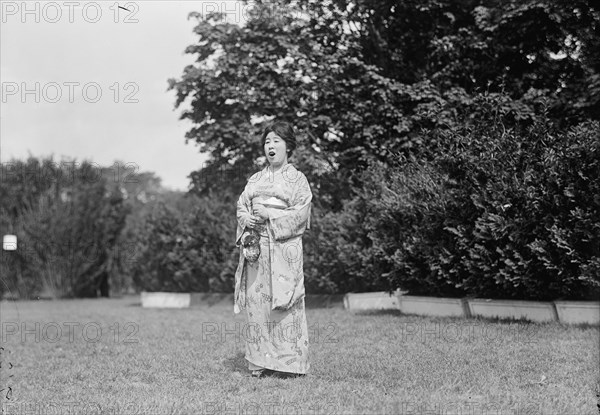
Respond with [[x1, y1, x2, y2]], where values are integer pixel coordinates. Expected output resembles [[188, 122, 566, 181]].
[[169, 0, 599, 203], [0, 157, 130, 298]]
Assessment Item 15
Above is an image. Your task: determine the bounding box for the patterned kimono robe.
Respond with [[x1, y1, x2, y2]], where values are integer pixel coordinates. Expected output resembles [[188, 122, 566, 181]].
[[234, 163, 312, 374]]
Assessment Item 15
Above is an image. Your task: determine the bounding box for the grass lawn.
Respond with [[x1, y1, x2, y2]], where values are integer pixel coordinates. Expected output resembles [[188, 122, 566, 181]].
[[0, 295, 598, 414]]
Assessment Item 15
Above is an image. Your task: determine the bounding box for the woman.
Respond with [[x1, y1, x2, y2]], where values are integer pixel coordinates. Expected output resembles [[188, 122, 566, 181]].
[[234, 121, 312, 378]]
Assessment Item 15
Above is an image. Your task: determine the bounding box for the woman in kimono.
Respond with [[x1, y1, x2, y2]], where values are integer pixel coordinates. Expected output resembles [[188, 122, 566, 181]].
[[234, 121, 312, 378]]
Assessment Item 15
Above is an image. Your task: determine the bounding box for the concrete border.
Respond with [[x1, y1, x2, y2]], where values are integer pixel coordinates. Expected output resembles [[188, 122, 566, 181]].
[[343, 291, 400, 310], [554, 301, 600, 325], [137, 291, 600, 325], [141, 292, 190, 308], [466, 299, 557, 323], [398, 295, 469, 318]]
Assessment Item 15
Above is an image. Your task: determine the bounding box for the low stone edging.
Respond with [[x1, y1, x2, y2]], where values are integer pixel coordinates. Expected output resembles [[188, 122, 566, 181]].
[[141, 292, 190, 308], [467, 298, 557, 323], [554, 301, 600, 325], [399, 295, 469, 318], [343, 292, 600, 325], [141, 292, 344, 309], [343, 291, 399, 310], [139, 291, 599, 325]]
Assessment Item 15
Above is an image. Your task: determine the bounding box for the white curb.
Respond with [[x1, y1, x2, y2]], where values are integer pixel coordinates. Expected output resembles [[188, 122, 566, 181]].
[[141, 292, 191, 308]]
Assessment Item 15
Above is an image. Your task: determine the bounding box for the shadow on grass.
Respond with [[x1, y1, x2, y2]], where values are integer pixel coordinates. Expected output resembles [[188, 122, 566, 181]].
[[123, 293, 346, 310], [559, 322, 600, 329], [353, 309, 404, 317], [304, 295, 345, 309], [222, 350, 247, 373], [352, 310, 569, 327], [469, 315, 543, 325]]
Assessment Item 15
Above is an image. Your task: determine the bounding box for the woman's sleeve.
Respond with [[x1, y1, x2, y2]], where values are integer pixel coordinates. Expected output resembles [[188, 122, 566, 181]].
[[268, 173, 312, 241], [235, 184, 253, 246]]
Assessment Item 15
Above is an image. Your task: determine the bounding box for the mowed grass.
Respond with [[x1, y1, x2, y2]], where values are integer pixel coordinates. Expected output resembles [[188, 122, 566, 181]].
[[0, 295, 598, 414]]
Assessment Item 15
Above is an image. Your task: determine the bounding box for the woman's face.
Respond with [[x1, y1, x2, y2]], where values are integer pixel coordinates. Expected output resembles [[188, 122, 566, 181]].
[[264, 131, 288, 166]]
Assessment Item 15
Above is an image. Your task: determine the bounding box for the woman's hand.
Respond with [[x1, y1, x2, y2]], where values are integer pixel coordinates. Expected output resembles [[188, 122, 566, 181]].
[[253, 204, 269, 221], [246, 215, 265, 229]]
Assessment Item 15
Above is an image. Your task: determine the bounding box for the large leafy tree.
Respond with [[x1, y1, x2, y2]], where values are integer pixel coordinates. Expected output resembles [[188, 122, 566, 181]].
[[350, 0, 600, 123], [168, 1, 413, 209], [169, 0, 599, 202]]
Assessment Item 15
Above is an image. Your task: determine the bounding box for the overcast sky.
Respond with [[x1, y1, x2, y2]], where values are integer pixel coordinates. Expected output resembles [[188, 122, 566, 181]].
[[0, 1, 247, 191]]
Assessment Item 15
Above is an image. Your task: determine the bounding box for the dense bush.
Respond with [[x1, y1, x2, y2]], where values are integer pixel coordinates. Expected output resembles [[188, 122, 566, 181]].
[[131, 200, 203, 293], [185, 191, 238, 292], [302, 201, 383, 294], [130, 191, 239, 293], [353, 94, 600, 300]]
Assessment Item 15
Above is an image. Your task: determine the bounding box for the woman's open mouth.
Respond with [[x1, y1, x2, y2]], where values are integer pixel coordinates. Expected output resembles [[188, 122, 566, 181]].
[[268, 151, 276, 157]]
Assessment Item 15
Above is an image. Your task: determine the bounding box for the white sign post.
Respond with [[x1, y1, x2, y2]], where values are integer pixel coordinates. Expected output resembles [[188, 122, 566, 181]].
[[3, 235, 17, 251]]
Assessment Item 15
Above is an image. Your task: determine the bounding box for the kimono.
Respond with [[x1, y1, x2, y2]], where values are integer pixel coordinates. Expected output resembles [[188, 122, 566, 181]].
[[234, 163, 312, 374]]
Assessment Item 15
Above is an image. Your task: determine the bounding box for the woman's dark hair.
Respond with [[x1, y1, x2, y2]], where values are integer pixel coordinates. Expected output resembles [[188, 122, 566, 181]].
[[261, 121, 297, 157]]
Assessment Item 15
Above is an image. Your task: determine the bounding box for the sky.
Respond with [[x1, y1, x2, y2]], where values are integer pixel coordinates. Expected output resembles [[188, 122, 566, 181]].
[[0, 1, 251, 191]]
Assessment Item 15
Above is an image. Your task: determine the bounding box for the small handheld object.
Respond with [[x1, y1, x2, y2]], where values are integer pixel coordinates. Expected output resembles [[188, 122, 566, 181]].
[[242, 230, 260, 262]]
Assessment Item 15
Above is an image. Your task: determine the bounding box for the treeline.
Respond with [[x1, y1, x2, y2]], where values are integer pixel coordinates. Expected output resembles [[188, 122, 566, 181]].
[[0, 158, 181, 298]]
